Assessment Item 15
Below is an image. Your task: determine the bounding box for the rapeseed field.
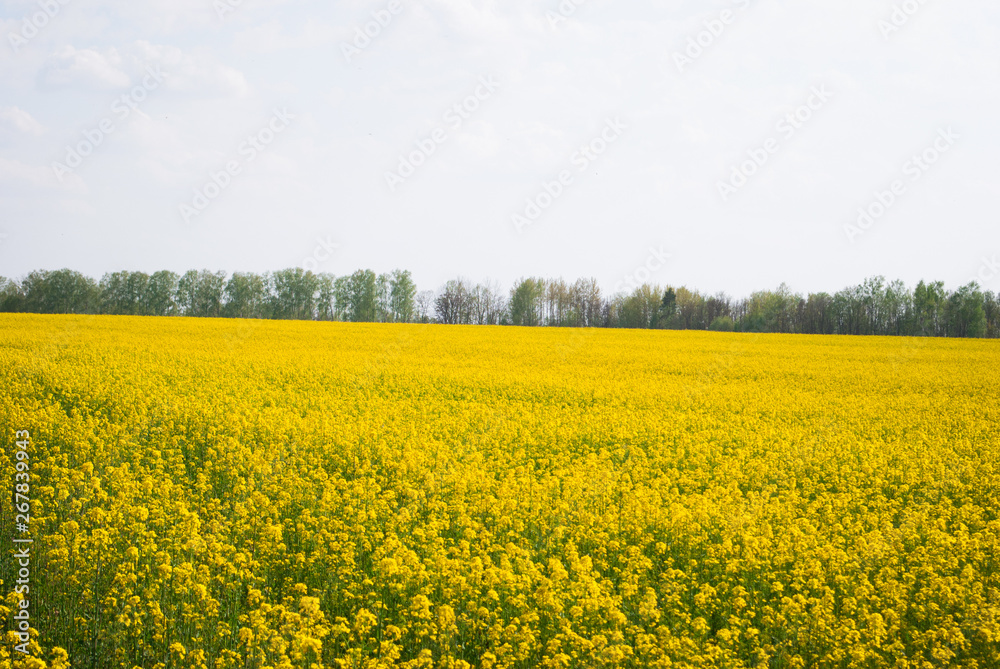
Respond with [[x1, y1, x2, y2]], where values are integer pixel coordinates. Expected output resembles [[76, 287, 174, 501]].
[[1, 314, 999, 668]]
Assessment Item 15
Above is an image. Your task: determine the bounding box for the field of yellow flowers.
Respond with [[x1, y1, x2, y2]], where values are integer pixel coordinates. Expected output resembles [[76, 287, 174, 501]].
[[1, 314, 999, 669]]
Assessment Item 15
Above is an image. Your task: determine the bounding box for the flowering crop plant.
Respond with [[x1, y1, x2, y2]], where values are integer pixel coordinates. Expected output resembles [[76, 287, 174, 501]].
[[1, 314, 999, 668]]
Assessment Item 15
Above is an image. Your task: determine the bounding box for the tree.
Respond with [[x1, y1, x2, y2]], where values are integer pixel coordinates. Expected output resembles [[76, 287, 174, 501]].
[[468, 281, 506, 326], [860, 276, 887, 336], [333, 276, 352, 321], [653, 288, 677, 329], [802, 293, 834, 335], [415, 291, 435, 323], [347, 270, 378, 322], [984, 291, 1000, 339], [376, 273, 391, 323], [742, 284, 800, 333], [316, 273, 337, 321], [945, 283, 987, 338], [99, 272, 128, 314], [145, 271, 180, 316], [675, 286, 707, 330], [705, 293, 732, 328], [389, 270, 417, 323], [509, 278, 545, 327], [708, 315, 734, 332], [435, 279, 473, 325], [618, 284, 660, 329], [0, 276, 24, 312], [270, 268, 319, 320], [829, 284, 857, 335], [177, 270, 226, 318], [913, 280, 946, 337], [4, 267, 998, 340], [22, 269, 98, 314], [570, 278, 602, 327], [544, 279, 572, 326], [100, 271, 150, 315], [883, 279, 912, 336], [602, 293, 625, 328], [224, 272, 267, 319]]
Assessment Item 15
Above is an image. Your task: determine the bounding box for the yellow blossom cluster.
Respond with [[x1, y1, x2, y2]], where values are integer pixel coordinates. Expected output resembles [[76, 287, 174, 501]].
[[1, 314, 999, 668]]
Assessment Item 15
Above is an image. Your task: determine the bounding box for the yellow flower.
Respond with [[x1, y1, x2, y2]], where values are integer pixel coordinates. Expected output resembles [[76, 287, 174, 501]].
[[3, 315, 998, 668]]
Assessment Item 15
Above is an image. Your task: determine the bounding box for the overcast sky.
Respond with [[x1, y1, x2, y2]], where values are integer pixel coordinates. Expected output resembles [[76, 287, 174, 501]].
[[1, 0, 998, 296]]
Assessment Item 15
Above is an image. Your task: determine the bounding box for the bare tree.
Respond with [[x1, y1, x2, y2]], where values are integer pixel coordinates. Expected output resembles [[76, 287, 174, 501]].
[[475, 280, 507, 325], [570, 278, 602, 327], [435, 279, 473, 325], [415, 290, 435, 323]]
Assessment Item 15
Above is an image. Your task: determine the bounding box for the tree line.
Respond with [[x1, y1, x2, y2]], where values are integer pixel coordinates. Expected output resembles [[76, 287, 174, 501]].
[[1, 269, 998, 338]]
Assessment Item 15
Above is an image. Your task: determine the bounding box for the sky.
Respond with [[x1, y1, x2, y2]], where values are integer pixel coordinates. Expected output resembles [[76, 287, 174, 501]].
[[0, 0, 998, 297]]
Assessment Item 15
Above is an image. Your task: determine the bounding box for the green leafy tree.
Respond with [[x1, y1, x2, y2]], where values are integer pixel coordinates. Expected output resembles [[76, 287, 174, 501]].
[[913, 280, 946, 337], [144, 271, 180, 316], [708, 315, 734, 332], [984, 291, 1000, 339], [0, 276, 24, 312], [22, 269, 98, 314], [802, 293, 834, 335], [269, 268, 319, 320], [675, 286, 708, 330], [333, 276, 352, 321], [617, 284, 660, 329], [177, 270, 226, 318], [742, 284, 800, 333], [100, 271, 150, 315], [509, 278, 545, 327], [389, 270, 417, 323], [316, 273, 337, 321], [224, 272, 267, 319], [347, 270, 378, 322], [654, 288, 677, 329], [946, 283, 987, 338]]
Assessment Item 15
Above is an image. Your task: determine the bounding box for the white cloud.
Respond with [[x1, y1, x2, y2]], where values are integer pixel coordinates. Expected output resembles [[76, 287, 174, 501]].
[[455, 119, 503, 161], [1, 1, 998, 291], [39, 46, 131, 90], [128, 41, 249, 97], [0, 156, 87, 194], [0, 107, 44, 135], [232, 19, 341, 54]]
